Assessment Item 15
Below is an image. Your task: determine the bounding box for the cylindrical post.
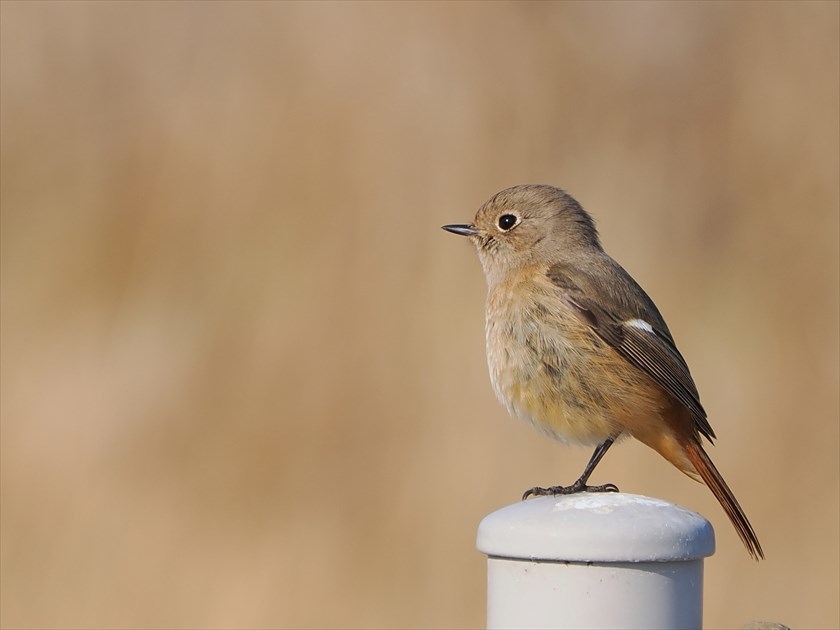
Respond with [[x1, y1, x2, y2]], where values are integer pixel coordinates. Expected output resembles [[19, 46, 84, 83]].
[[476, 493, 715, 630]]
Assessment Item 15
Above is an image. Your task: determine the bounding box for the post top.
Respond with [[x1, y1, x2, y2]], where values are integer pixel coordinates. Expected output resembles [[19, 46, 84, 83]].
[[477, 492, 715, 563]]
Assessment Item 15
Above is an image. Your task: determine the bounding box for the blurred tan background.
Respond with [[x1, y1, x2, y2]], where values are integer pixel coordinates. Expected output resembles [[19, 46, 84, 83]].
[[1, 2, 838, 628]]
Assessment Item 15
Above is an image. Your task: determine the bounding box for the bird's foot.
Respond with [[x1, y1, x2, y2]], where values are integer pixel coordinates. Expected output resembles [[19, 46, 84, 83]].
[[522, 480, 619, 501]]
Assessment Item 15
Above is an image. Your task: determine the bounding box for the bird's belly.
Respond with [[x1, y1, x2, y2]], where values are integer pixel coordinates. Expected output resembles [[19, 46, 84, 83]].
[[485, 293, 662, 445], [487, 336, 615, 444]]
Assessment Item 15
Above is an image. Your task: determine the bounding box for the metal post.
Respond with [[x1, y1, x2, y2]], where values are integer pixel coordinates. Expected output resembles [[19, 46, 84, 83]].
[[477, 493, 715, 630]]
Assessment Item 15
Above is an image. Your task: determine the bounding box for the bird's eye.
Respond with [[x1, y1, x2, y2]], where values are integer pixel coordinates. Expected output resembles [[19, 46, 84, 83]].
[[497, 214, 519, 231]]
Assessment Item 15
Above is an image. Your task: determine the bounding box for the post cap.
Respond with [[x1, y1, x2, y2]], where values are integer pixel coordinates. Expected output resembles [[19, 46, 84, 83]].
[[477, 493, 715, 563]]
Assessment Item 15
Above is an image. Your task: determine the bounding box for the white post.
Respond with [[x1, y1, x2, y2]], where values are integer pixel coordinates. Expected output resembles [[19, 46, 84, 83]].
[[476, 493, 715, 630]]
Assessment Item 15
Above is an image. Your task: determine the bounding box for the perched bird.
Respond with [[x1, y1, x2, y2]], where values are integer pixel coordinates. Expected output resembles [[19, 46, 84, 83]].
[[443, 184, 763, 559]]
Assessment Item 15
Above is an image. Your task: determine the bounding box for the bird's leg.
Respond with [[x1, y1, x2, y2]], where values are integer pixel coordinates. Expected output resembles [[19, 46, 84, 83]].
[[522, 438, 619, 500]]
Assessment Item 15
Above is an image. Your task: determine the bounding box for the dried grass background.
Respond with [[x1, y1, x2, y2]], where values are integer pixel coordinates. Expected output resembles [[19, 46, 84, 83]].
[[1, 2, 838, 629]]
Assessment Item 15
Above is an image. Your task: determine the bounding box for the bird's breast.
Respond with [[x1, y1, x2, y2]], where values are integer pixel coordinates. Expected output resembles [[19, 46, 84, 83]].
[[484, 271, 659, 445]]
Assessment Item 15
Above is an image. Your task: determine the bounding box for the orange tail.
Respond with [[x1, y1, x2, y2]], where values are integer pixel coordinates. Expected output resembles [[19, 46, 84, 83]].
[[683, 439, 764, 560]]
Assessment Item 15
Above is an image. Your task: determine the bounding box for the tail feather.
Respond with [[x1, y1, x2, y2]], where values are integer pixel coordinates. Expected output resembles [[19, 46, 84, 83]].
[[684, 440, 764, 560]]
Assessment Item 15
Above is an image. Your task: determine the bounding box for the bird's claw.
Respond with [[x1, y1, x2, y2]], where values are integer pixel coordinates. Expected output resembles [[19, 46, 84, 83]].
[[522, 481, 619, 501]]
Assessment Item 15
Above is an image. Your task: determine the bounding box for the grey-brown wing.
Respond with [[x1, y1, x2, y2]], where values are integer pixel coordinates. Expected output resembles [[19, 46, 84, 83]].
[[548, 262, 715, 442]]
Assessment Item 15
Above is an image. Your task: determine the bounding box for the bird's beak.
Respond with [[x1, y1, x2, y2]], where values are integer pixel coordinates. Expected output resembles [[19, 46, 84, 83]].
[[442, 224, 479, 237]]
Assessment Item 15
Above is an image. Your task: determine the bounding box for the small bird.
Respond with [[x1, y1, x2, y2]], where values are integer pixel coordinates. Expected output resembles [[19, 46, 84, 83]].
[[443, 184, 763, 560]]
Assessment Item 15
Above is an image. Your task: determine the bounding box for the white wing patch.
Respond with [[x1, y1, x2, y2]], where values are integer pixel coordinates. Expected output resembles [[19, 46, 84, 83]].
[[626, 318, 655, 333]]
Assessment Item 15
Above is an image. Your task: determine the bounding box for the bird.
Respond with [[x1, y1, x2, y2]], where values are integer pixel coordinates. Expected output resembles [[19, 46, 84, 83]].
[[442, 184, 763, 560]]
